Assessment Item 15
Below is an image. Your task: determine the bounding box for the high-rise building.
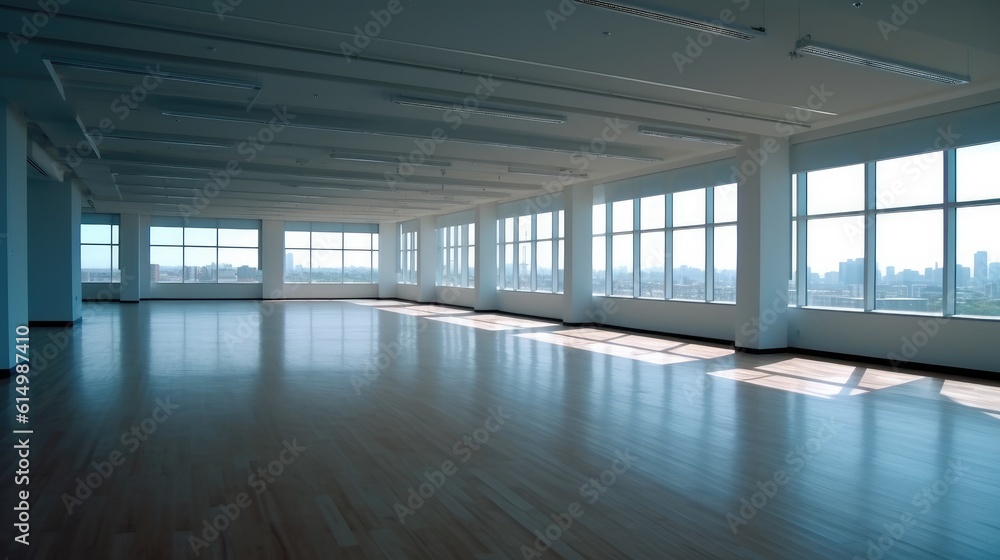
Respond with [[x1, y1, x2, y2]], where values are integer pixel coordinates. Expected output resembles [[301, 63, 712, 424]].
[[975, 251, 988, 284], [285, 252, 294, 272], [886, 266, 896, 281], [957, 265, 972, 287], [839, 258, 863, 286]]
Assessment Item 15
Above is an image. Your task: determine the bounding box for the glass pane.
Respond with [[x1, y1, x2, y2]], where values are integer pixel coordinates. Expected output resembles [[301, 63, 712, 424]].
[[518, 242, 532, 290], [536, 240, 553, 292], [957, 141, 1000, 202], [372, 248, 379, 278], [612, 200, 633, 233], [372, 233, 379, 251], [312, 231, 342, 249], [285, 231, 310, 249], [714, 226, 737, 302], [468, 246, 476, 286], [537, 212, 553, 240], [558, 211, 565, 239], [184, 227, 217, 247], [876, 210, 943, 313], [344, 250, 373, 283], [672, 228, 705, 300], [790, 222, 798, 306], [876, 152, 943, 209], [612, 234, 634, 296], [218, 248, 259, 283], [150, 226, 183, 246], [312, 250, 343, 282], [285, 249, 310, 282], [111, 245, 120, 283], [557, 239, 564, 293], [111, 224, 119, 245], [640, 195, 665, 230], [714, 184, 738, 223], [956, 205, 1000, 316], [792, 175, 798, 218], [344, 232, 372, 250], [81, 224, 110, 244], [673, 188, 706, 227], [518, 215, 532, 243], [639, 231, 665, 299], [593, 204, 606, 235], [807, 164, 865, 215], [81, 245, 111, 282], [184, 247, 217, 282], [592, 236, 606, 295], [505, 217, 514, 243], [150, 246, 183, 283], [219, 228, 258, 247], [504, 244, 514, 288], [807, 216, 865, 308]]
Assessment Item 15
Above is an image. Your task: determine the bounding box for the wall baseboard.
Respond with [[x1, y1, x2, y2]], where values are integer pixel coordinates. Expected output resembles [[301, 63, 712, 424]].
[[28, 318, 82, 327]]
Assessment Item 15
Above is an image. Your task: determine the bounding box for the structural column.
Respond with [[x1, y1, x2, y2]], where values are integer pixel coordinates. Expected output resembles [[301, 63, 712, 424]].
[[27, 178, 82, 324], [260, 219, 284, 298], [562, 183, 594, 324], [118, 212, 142, 302], [378, 221, 398, 299], [417, 215, 437, 302], [474, 203, 497, 311], [1, 102, 28, 375], [734, 135, 792, 350]]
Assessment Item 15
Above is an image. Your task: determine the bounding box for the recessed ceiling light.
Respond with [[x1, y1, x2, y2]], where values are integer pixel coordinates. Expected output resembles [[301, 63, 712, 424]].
[[392, 96, 567, 124], [793, 35, 969, 84]]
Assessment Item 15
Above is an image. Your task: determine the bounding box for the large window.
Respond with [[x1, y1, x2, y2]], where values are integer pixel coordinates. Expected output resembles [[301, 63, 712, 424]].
[[285, 222, 378, 284], [81, 214, 120, 283], [150, 218, 260, 283], [399, 224, 418, 285], [498, 210, 565, 293], [437, 222, 475, 288], [593, 184, 737, 302], [792, 140, 1000, 317]]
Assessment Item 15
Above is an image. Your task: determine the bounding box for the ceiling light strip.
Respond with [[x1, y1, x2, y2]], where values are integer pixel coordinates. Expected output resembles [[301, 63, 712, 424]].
[[573, 0, 765, 40], [638, 126, 742, 146], [392, 96, 566, 124], [794, 36, 969, 85], [48, 59, 261, 90]]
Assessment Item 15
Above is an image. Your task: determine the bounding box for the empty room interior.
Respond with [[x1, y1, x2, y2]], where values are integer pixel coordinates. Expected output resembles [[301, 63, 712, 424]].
[[3, 0, 1000, 558]]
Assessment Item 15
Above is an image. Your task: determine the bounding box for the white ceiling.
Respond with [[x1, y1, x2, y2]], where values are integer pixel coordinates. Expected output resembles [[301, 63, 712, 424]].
[[1, 0, 999, 222]]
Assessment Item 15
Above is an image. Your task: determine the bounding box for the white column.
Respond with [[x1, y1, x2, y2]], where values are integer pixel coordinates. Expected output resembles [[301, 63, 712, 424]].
[[138, 214, 152, 300], [1, 102, 28, 374], [27, 178, 81, 323], [563, 184, 594, 324], [734, 135, 792, 350], [261, 219, 284, 298], [474, 203, 498, 311], [119, 212, 141, 302], [418, 215, 436, 302], [378, 221, 398, 299]]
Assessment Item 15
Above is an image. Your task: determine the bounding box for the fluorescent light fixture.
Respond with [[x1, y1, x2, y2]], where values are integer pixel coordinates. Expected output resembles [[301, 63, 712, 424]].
[[638, 126, 742, 146], [163, 110, 662, 163], [329, 152, 452, 167], [573, 0, 765, 40], [104, 135, 232, 149], [793, 35, 969, 85], [48, 59, 260, 90], [392, 96, 566, 124], [507, 167, 588, 178]]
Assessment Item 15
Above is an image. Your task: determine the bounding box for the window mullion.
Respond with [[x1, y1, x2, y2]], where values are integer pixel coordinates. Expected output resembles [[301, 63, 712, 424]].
[[665, 194, 673, 299], [944, 149, 957, 316], [864, 162, 877, 311]]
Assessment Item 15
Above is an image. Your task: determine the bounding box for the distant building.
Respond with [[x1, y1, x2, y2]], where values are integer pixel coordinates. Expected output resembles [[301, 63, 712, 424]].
[[957, 265, 972, 287], [886, 266, 896, 281], [285, 252, 294, 272], [839, 258, 863, 286], [974, 251, 988, 284]]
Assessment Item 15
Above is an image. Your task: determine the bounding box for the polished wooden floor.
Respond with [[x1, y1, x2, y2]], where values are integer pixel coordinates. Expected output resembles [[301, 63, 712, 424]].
[[3, 300, 999, 559]]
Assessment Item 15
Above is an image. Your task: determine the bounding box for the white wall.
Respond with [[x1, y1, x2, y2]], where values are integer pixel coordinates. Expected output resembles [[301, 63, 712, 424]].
[[28, 178, 82, 323], [789, 308, 1000, 373], [149, 283, 263, 299], [594, 297, 738, 341], [436, 286, 475, 308], [496, 291, 564, 320], [275, 283, 378, 299], [1, 103, 28, 371]]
